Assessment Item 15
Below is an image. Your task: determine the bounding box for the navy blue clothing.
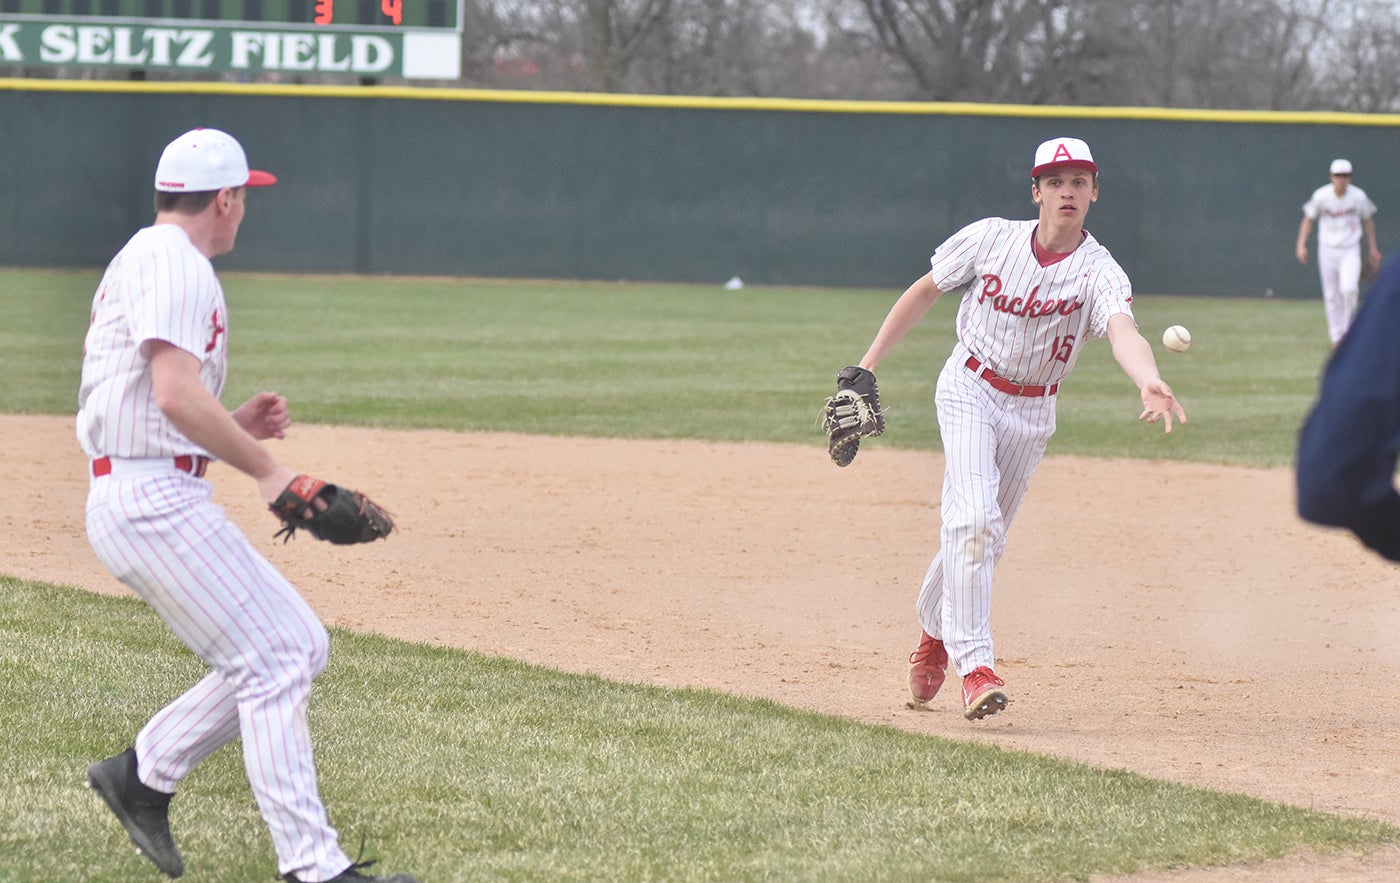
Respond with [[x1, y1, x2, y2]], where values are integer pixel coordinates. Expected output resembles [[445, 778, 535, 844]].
[[1296, 250, 1400, 561]]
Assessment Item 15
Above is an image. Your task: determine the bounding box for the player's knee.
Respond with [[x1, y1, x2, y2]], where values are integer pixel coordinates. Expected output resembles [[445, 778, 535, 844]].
[[305, 622, 331, 678], [263, 623, 330, 686], [962, 534, 985, 562], [943, 511, 1000, 566], [957, 525, 997, 565]]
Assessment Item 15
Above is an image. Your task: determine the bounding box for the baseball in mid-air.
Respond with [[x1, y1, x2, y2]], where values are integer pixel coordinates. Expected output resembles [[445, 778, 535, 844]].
[[1162, 325, 1191, 353]]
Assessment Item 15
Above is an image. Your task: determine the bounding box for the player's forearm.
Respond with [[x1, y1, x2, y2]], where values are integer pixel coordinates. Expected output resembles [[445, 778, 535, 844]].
[[149, 345, 290, 488], [163, 393, 296, 502], [1107, 319, 1162, 390], [860, 273, 943, 370], [158, 380, 278, 475]]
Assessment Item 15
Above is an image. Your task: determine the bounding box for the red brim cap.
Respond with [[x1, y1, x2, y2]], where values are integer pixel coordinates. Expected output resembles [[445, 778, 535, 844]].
[[1030, 158, 1098, 177], [1031, 137, 1098, 178], [247, 169, 278, 187]]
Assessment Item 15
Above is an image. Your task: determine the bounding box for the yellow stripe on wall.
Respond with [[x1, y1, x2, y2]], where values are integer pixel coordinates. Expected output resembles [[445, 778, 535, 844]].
[[4, 76, 1400, 126]]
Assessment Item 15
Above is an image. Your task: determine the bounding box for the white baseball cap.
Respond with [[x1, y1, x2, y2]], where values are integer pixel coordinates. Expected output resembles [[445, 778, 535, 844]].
[[1330, 158, 1353, 175], [154, 128, 277, 192], [1031, 137, 1098, 177]]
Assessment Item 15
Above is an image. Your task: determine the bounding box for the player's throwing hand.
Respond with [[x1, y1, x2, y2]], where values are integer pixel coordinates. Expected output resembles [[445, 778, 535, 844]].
[[1138, 379, 1187, 434]]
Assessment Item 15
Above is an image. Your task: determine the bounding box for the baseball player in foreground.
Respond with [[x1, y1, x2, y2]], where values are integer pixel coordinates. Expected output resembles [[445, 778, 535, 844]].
[[1297, 247, 1400, 559], [1296, 158, 1381, 346], [77, 128, 413, 882], [825, 137, 1186, 720]]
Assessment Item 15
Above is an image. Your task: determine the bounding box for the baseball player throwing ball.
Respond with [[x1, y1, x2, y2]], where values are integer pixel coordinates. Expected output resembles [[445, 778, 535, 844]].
[[826, 137, 1186, 720], [77, 128, 413, 882]]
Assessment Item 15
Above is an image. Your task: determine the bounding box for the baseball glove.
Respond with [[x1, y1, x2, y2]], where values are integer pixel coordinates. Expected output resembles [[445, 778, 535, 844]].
[[821, 366, 884, 467], [270, 474, 395, 544]]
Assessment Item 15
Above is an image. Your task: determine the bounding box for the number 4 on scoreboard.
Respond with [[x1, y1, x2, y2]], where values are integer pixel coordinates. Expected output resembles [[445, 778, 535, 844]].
[[312, 0, 403, 26]]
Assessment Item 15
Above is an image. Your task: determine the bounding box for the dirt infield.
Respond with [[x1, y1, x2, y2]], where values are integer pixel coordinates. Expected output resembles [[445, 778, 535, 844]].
[[7, 413, 1400, 880]]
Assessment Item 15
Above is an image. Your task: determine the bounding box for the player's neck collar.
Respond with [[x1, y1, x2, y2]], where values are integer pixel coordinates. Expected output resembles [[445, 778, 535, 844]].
[[1030, 226, 1085, 267]]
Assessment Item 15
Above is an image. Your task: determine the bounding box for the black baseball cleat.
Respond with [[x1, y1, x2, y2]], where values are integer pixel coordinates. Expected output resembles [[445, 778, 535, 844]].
[[284, 860, 418, 883], [86, 747, 185, 878]]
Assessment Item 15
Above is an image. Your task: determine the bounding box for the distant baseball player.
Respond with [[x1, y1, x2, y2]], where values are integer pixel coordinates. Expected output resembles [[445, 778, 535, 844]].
[[1296, 158, 1381, 346], [78, 128, 414, 883], [826, 137, 1185, 720]]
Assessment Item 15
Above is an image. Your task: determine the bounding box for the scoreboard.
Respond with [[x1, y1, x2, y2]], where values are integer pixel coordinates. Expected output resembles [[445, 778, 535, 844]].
[[0, 0, 463, 79], [0, 0, 459, 31]]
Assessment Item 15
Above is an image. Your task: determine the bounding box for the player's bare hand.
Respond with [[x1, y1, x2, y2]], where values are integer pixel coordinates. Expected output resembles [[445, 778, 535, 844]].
[[1138, 379, 1186, 434], [233, 392, 291, 440], [1296, 243, 1308, 265]]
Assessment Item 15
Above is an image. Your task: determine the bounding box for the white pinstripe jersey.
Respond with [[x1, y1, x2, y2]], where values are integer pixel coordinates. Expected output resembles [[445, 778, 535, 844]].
[[1302, 184, 1376, 249], [929, 218, 1134, 386], [77, 224, 228, 459]]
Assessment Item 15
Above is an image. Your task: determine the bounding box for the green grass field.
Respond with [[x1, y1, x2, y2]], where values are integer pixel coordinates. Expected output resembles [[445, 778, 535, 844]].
[[3, 267, 1333, 465], [1, 267, 1380, 882]]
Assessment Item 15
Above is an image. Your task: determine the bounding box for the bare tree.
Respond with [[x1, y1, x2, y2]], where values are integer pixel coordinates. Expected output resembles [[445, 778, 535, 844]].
[[849, 0, 1345, 109], [471, 0, 863, 97], [1033, 0, 1327, 109], [857, 0, 1075, 101], [447, 0, 1397, 112], [579, 0, 675, 90], [1314, 0, 1400, 112], [634, 0, 834, 97], [1216, 0, 1332, 110], [462, 0, 673, 91]]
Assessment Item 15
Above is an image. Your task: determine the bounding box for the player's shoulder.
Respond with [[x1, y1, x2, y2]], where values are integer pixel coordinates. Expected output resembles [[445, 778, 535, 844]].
[[113, 226, 217, 295], [1079, 228, 1116, 256], [1303, 183, 1330, 203], [1078, 231, 1130, 275], [955, 216, 1033, 242], [123, 225, 211, 265], [980, 217, 1033, 232]]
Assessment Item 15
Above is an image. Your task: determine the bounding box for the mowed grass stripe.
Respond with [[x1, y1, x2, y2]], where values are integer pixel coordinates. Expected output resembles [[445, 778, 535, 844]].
[[1, 577, 1393, 882], [2, 268, 1330, 465]]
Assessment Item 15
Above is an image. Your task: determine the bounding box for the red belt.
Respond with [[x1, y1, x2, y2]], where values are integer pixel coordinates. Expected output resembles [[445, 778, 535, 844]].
[[91, 455, 210, 478], [965, 356, 1058, 397]]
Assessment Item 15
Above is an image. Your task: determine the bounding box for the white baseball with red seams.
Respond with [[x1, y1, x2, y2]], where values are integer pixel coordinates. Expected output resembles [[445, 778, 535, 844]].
[[1162, 325, 1191, 352], [77, 224, 355, 877], [915, 216, 1136, 676]]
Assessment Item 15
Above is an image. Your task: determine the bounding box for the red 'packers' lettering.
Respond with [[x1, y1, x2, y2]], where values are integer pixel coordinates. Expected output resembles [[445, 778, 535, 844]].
[[977, 276, 1083, 318]]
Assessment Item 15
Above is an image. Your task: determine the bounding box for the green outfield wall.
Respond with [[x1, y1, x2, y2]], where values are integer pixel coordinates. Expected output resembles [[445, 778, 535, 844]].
[[3, 79, 1397, 296]]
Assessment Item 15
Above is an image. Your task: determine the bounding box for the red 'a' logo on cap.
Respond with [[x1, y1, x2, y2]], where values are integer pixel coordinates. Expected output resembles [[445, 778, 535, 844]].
[[1053, 143, 1074, 162]]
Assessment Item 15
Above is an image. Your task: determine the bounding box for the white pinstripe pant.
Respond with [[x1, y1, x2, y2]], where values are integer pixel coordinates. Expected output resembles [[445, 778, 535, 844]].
[[85, 462, 352, 881], [916, 349, 1056, 675], [1317, 244, 1363, 344]]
